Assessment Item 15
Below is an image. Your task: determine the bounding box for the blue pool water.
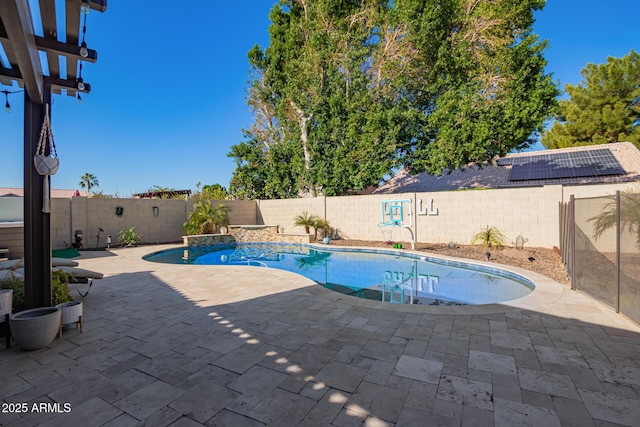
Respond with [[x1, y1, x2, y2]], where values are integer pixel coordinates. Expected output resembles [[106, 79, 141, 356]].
[[143, 243, 534, 305]]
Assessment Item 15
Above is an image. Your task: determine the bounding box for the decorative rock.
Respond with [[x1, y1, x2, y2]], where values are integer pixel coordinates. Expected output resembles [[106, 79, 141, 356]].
[[183, 225, 311, 247]]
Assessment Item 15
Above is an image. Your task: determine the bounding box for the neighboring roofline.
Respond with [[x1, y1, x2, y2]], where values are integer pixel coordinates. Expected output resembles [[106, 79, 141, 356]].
[[0, 187, 89, 198], [374, 142, 640, 194]]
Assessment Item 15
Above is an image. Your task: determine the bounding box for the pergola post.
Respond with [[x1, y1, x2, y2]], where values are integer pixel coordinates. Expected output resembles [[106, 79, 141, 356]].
[[23, 86, 52, 309]]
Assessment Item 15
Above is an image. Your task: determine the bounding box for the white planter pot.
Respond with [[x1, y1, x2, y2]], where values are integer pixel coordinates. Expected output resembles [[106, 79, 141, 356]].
[[0, 289, 11, 348], [0, 289, 12, 317], [57, 301, 83, 325], [9, 307, 61, 351]]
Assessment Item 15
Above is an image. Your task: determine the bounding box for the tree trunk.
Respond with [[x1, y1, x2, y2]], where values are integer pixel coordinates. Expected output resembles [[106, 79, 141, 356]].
[[290, 101, 313, 171]]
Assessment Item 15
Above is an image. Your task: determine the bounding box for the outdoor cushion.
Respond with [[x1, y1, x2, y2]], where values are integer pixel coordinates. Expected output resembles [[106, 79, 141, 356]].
[[53, 266, 104, 280], [0, 269, 23, 281], [0, 259, 21, 270], [0, 258, 78, 270]]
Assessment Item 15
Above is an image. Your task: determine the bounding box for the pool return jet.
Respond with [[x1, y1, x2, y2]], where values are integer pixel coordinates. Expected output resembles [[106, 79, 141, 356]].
[[378, 199, 416, 250]]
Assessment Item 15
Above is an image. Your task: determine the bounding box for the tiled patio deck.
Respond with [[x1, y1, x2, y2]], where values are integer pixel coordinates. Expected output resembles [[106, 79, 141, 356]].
[[1, 245, 640, 426]]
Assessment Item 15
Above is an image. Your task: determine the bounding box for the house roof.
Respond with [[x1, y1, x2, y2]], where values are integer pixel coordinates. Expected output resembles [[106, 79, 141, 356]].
[[374, 142, 640, 194], [0, 187, 88, 198]]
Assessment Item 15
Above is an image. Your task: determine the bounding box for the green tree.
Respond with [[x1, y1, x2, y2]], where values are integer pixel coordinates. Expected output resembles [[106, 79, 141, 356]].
[[79, 172, 99, 195], [542, 50, 640, 149], [230, 0, 557, 198], [198, 183, 229, 200]]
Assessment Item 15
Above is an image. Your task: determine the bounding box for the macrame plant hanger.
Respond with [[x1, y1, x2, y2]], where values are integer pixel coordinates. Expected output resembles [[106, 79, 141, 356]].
[[34, 103, 59, 213]]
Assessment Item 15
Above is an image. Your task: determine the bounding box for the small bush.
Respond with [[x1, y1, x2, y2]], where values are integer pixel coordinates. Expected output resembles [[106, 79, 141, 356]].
[[118, 227, 141, 247], [0, 276, 24, 312], [313, 218, 335, 240], [1, 270, 72, 312], [471, 225, 506, 249]]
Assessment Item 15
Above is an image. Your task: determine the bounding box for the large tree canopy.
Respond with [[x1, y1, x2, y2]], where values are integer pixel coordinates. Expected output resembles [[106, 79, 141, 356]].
[[229, 0, 558, 198], [542, 50, 640, 149]]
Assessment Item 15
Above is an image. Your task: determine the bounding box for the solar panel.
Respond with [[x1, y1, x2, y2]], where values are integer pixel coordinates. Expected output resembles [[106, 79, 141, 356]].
[[506, 149, 625, 181], [496, 158, 513, 166]]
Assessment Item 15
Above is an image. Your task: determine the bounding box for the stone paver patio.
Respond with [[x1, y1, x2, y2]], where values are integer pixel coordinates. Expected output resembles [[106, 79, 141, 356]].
[[2, 244, 640, 426]]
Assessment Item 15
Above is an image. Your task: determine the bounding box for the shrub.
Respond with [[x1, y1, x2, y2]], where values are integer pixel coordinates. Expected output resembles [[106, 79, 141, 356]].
[[313, 218, 334, 240], [118, 227, 141, 247], [0, 270, 72, 312], [52, 270, 73, 306], [471, 225, 506, 249], [0, 276, 24, 312]]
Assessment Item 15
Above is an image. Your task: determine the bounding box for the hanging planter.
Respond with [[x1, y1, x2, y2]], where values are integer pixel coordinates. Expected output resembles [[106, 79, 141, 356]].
[[33, 103, 59, 213]]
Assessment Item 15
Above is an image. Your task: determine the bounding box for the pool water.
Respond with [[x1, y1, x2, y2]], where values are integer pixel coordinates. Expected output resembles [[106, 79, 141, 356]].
[[144, 243, 534, 305]]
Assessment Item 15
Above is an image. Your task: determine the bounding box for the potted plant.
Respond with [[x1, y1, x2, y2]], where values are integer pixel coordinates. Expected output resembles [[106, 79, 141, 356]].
[[6, 270, 74, 350]]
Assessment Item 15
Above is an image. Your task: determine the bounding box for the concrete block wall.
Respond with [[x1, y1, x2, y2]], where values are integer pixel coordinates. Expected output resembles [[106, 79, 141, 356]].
[[414, 188, 546, 247], [326, 193, 417, 242], [0, 225, 23, 259], [214, 200, 259, 225], [81, 198, 188, 249], [1, 181, 636, 255], [563, 182, 639, 199], [52, 197, 257, 249], [258, 197, 326, 234], [51, 198, 73, 248], [256, 186, 579, 248]]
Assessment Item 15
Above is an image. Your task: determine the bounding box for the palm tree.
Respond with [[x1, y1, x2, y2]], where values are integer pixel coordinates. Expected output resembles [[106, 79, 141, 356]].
[[79, 173, 99, 195], [183, 202, 230, 235], [294, 211, 320, 235]]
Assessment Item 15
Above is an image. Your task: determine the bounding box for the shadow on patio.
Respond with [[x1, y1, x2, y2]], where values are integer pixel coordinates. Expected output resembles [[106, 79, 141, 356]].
[[1, 258, 640, 426]]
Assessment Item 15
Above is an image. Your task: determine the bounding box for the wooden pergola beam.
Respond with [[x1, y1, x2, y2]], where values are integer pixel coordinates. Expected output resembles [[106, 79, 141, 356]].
[[0, 71, 92, 93], [0, 0, 44, 103], [44, 76, 91, 93], [38, 0, 59, 84], [35, 36, 98, 63], [0, 34, 98, 64], [88, 0, 108, 13]]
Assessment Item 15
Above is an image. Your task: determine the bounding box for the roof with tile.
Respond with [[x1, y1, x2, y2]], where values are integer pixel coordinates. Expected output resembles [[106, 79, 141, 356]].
[[374, 142, 640, 194], [0, 188, 89, 198]]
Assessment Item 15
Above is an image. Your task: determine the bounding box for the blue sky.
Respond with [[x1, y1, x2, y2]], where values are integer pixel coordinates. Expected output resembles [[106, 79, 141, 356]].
[[1, 1, 638, 196]]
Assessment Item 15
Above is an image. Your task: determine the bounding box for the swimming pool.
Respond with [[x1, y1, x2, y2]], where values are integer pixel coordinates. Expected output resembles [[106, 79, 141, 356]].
[[144, 243, 534, 305]]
